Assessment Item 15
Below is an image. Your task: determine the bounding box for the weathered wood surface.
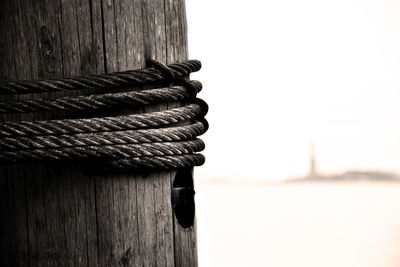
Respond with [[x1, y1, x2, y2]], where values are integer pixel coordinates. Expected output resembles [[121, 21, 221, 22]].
[[0, 0, 197, 266]]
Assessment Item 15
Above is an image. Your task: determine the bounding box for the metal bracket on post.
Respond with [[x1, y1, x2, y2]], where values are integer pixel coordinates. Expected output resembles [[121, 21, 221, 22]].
[[172, 168, 195, 228]]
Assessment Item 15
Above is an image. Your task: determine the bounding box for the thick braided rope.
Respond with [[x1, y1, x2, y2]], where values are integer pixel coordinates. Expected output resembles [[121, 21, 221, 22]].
[[0, 82, 202, 114], [0, 59, 208, 170], [0, 139, 205, 161], [0, 60, 201, 95], [0, 103, 206, 137], [104, 154, 206, 170], [0, 120, 207, 150]]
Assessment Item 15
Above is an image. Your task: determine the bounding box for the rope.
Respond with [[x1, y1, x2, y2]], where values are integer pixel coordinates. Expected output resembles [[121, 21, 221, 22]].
[[104, 154, 206, 170], [0, 82, 202, 114], [0, 120, 208, 150], [0, 139, 205, 161], [0, 59, 208, 170], [0, 102, 207, 137], [0, 60, 201, 95]]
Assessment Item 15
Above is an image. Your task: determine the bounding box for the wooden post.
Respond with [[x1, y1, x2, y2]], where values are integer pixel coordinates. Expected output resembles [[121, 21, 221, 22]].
[[0, 0, 197, 266]]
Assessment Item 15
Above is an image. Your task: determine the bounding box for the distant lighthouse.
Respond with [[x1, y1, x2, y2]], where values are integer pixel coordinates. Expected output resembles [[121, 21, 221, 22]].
[[309, 142, 318, 178]]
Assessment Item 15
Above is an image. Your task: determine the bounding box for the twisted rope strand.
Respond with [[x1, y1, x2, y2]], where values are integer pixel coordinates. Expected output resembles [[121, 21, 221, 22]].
[[0, 59, 208, 170], [0, 103, 204, 137], [104, 154, 206, 170], [0, 139, 205, 161], [0, 120, 207, 151], [0, 85, 193, 114], [0, 60, 201, 95]]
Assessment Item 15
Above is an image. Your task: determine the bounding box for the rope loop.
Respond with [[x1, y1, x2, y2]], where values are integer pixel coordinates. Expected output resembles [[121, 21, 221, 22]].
[[0, 60, 202, 95], [146, 58, 175, 83], [192, 98, 209, 119], [0, 59, 208, 171], [175, 78, 202, 98]]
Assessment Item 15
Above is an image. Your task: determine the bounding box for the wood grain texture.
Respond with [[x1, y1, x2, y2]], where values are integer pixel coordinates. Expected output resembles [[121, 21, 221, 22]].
[[0, 0, 198, 266]]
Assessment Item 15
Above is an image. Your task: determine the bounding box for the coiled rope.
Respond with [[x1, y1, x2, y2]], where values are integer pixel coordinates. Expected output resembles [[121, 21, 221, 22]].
[[0, 60, 201, 95], [0, 59, 208, 171]]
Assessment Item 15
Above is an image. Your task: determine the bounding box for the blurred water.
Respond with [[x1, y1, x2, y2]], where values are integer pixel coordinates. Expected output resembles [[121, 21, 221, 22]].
[[196, 181, 400, 267]]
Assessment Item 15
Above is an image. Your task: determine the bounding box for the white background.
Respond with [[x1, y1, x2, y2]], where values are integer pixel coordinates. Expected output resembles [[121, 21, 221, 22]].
[[186, 0, 400, 181]]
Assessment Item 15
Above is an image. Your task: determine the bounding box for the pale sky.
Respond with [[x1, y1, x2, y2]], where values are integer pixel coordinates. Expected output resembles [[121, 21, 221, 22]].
[[186, 0, 400, 181]]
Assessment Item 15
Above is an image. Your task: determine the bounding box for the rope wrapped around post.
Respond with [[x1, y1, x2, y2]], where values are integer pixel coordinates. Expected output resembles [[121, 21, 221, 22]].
[[0, 59, 208, 171]]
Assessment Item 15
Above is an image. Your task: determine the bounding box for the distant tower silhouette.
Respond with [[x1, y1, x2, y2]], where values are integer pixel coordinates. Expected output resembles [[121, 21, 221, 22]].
[[309, 142, 317, 177]]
